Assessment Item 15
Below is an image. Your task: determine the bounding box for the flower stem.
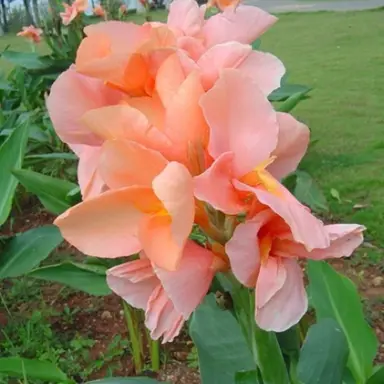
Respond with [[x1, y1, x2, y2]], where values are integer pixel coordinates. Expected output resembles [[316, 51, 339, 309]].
[[122, 301, 143, 373], [149, 337, 160, 371]]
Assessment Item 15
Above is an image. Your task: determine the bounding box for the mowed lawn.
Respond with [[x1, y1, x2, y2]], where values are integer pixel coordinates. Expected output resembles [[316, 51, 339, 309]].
[[262, 10, 384, 256], [1, 9, 383, 254]]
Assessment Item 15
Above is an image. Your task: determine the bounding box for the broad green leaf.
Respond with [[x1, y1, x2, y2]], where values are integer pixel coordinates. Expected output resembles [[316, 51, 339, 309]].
[[276, 326, 300, 360], [1, 50, 51, 70], [269, 84, 311, 102], [367, 366, 384, 384], [87, 378, 164, 383], [235, 370, 259, 384], [29, 261, 111, 296], [0, 357, 68, 382], [277, 92, 305, 113], [0, 225, 63, 279], [307, 261, 378, 383], [13, 169, 77, 214], [66, 186, 82, 205], [294, 170, 328, 212], [189, 294, 254, 384], [297, 318, 348, 384], [0, 121, 29, 226]]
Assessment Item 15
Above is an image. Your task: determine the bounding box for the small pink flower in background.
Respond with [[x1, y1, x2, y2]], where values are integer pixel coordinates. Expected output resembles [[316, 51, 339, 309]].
[[17, 25, 43, 43], [74, 0, 88, 12], [207, 0, 241, 11], [60, 0, 87, 26], [60, 3, 78, 26], [93, 4, 106, 17], [119, 4, 127, 14]]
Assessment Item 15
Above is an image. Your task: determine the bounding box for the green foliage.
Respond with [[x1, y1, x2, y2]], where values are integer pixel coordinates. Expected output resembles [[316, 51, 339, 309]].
[[367, 366, 384, 384], [189, 294, 254, 384], [235, 370, 259, 384], [86, 379, 164, 383], [0, 225, 63, 278], [29, 261, 111, 296], [269, 84, 311, 102], [13, 169, 78, 214], [0, 357, 68, 382], [297, 318, 349, 384], [0, 120, 29, 226], [307, 261, 378, 383]]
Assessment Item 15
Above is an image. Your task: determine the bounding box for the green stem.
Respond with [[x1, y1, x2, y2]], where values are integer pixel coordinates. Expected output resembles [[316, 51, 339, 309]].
[[150, 338, 160, 371], [122, 301, 143, 373]]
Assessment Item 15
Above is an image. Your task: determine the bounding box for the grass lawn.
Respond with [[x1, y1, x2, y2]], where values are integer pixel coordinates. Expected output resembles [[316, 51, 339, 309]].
[[261, 9, 384, 261], [1, 9, 383, 255]]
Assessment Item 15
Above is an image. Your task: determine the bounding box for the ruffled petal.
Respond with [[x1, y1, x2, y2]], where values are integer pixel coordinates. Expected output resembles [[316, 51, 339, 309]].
[[256, 258, 307, 332], [54, 187, 160, 257], [268, 113, 310, 180], [203, 5, 277, 47], [154, 240, 214, 318], [200, 69, 278, 176], [107, 259, 159, 310]]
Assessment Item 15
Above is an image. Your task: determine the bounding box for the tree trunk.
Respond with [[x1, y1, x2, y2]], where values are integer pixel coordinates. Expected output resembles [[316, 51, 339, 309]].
[[22, 0, 34, 25], [0, 0, 8, 33], [32, 0, 41, 26]]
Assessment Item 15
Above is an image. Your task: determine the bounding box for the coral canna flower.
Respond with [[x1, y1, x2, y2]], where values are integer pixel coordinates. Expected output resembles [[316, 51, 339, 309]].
[[17, 25, 43, 43], [194, 69, 330, 251], [60, 3, 78, 26], [54, 157, 195, 271], [207, 0, 241, 11], [226, 210, 365, 332], [107, 241, 225, 342], [74, 0, 88, 12], [93, 4, 106, 17]]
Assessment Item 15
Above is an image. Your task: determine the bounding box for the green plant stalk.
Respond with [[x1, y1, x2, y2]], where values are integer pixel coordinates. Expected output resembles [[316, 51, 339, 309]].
[[147, 332, 160, 372], [122, 301, 143, 373], [223, 272, 289, 384]]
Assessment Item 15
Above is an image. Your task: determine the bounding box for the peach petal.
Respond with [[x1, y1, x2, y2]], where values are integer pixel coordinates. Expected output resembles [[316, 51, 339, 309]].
[[100, 140, 168, 189], [107, 259, 159, 310], [256, 258, 307, 332], [167, 0, 203, 37], [273, 224, 365, 260], [194, 152, 244, 215], [268, 113, 310, 180], [203, 5, 277, 48], [54, 187, 160, 258], [200, 69, 278, 176], [146, 285, 185, 343], [46, 67, 122, 146], [154, 240, 214, 318]]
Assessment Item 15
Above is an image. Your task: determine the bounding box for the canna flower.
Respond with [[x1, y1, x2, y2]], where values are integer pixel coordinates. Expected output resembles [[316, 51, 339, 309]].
[[194, 69, 329, 251], [47, 52, 210, 199], [107, 241, 225, 342], [54, 158, 195, 271], [60, 3, 79, 26], [74, 0, 88, 12], [226, 210, 364, 332], [93, 4, 106, 17], [119, 4, 127, 14], [207, 0, 241, 11], [17, 25, 43, 43]]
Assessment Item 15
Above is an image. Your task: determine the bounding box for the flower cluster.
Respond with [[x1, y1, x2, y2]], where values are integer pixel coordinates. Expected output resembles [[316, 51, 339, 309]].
[[17, 25, 43, 43], [47, 0, 364, 342]]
